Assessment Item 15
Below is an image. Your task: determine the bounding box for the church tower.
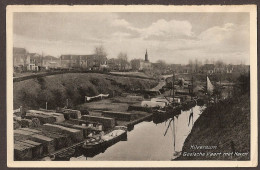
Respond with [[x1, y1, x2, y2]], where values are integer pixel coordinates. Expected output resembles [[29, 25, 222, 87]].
[[145, 49, 149, 62]]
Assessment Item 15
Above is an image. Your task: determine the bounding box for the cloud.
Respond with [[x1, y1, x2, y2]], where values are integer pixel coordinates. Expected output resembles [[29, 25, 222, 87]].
[[112, 32, 131, 38], [141, 19, 194, 40], [198, 23, 249, 53], [13, 13, 250, 64], [111, 18, 194, 41], [112, 19, 131, 27]]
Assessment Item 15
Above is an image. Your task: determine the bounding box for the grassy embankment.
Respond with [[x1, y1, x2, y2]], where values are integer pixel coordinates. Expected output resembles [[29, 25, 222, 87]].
[[176, 92, 250, 160], [13, 73, 157, 110]]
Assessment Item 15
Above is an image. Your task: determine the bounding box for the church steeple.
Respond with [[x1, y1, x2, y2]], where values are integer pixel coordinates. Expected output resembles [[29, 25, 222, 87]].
[[145, 49, 149, 62]]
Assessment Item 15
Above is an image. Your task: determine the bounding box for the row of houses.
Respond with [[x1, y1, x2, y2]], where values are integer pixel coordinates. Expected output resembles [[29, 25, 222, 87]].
[[13, 47, 109, 72], [13, 47, 249, 74], [167, 63, 249, 74], [14, 48, 61, 72], [13, 47, 152, 73]]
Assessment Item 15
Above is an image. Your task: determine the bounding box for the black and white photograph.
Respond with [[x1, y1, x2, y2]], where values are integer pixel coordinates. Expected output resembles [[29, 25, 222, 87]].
[[6, 5, 257, 167]]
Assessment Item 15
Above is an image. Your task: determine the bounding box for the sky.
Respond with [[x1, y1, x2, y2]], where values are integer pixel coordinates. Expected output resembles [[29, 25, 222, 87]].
[[13, 12, 250, 64]]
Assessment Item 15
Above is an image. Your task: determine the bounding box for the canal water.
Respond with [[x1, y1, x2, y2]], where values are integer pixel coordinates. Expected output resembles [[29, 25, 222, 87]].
[[70, 105, 205, 161]]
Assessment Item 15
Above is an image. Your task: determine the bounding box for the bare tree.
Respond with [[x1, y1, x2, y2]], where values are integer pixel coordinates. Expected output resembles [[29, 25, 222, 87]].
[[94, 45, 107, 66], [188, 59, 195, 72], [195, 58, 199, 72], [130, 59, 141, 71], [117, 52, 128, 70], [95, 45, 107, 57], [215, 59, 225, 67], [205, 59, 209, 64], [155, 60, 167, 71]]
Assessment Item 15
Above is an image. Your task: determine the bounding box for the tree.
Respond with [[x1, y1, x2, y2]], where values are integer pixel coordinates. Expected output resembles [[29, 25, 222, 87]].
[[237, 73, 250, 94], [205, 59, 209, 64], [94, 45, 107, 66], [215, 59, 225, 68], [94, 45, 107, 57], [130, 59, 141, 71], [117, 52, 128, 70], [188, 59, 195, 72], [156, 60, 167, 70], [195, 58, 199, 72]]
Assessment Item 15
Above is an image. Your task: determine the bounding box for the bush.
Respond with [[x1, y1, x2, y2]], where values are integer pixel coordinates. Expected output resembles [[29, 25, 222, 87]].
[[237, 73, 250, 94]]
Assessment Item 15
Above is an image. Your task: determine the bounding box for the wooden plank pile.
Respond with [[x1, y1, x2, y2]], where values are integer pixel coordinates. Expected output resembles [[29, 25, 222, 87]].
[[13, 121, 21, 130], [25, 114, 56, 124], [29, 134, 55, 155], [13, 127, 73, 160], [81, 115, 115, 130], [128, 104, 152, 112], [102, 111, 133, 121], [15, 128, 55, 155], [67, 119, 103, 133], [42, 123, 84, 143], [14, 143, 33, 161], [54, 122, 89, 138], [56, 108, 82, 120], [20, 119, 34, 128], [38, 129, 72, 150], [14, 127, 55, 160], [15, 140, 43, 159], [26, 110, 65, 123]]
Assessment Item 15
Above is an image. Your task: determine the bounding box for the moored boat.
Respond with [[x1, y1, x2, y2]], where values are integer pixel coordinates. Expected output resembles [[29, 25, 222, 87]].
[[81, 126, 127, 156]]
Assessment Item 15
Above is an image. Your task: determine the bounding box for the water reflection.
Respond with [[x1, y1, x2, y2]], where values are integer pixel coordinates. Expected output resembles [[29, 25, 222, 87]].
[[69, 105, 204, 161], [171, 106, 204, 159]]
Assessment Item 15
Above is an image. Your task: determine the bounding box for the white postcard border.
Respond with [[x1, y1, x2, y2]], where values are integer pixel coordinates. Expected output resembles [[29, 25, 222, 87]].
[[6, 5, 258, 167]]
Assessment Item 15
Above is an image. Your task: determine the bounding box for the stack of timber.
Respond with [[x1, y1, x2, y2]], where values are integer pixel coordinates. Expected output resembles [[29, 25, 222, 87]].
[[25, 114, 56, 125], [141, 100, 166, 108], [128, 104, 153, 113], [14, 143, 33, 161], [13, 127, 79, 160], [126, 95, 144, 101], [26, 110, 65, 123], [14, 121, 21, 130], [42, 123, 84, 143], [14, 129, 36, 137], [81, 115, 115, 130], [20, 119, 33, 128], [29, 134, 56, 155], [37, 128, 72, 150], [66, 118, 98, 126], [14, 128, 56, 156], [66, 119, 103, 133], [14, 140, 43, 159], [56, 108, 82, 120], [102, 111, 133, 121], [54, 122, 89, 138]]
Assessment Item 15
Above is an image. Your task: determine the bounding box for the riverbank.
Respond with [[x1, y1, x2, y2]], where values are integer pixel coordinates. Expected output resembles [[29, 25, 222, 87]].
[[13, 73, 157, 109], [176, 93, 250, 160]]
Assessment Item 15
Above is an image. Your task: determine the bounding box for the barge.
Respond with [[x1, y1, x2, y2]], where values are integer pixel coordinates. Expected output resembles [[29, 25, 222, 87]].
[[81, 126, 127, 156]]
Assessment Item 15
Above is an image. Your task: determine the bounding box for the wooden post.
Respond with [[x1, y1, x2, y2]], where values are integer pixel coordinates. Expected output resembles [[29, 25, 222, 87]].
[[66, 99, 69, 108], [172, 72, 175, 106], [45, 102, 48, 110], [206, 74, 209, 105], [191, 75, 194, 95]]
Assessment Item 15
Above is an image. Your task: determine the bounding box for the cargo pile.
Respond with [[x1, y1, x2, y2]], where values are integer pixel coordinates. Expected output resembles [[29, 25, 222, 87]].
[[13, 107, 117, 161]]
